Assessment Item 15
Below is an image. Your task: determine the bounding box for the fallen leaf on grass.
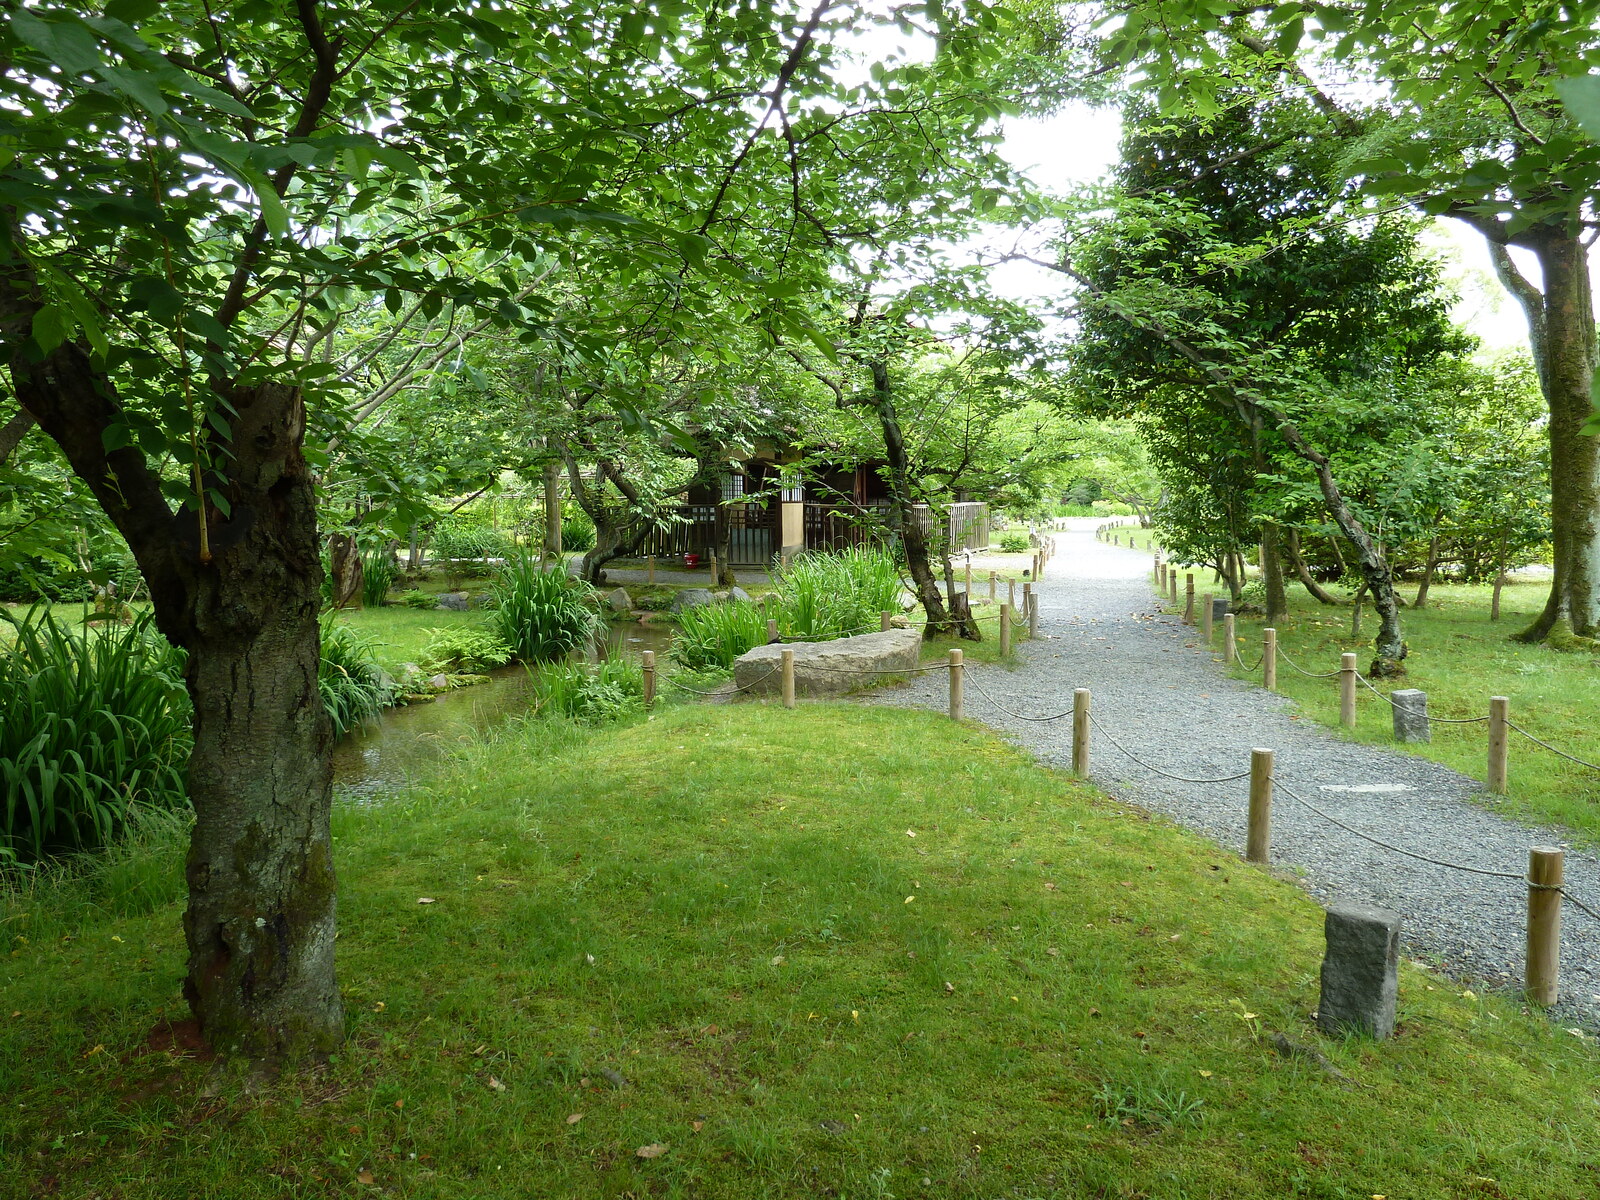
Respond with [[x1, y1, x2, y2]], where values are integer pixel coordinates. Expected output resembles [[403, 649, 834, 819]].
[[358, 1169, 375, 1185], [770, 954, 785, 966], [417, 897, 436, 905], [1046, 947, 1060, 956], [566, 1113, 584, 1125], [635, 1144, 667, 1159], [487, 1076, 507, 1092], [691, 1120, 704, 1132]]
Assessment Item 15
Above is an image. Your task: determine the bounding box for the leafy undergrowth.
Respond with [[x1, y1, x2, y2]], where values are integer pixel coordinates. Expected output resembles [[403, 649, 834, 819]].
[[1215, 579, 1600, 841], [4, 705, 1600, 1198]]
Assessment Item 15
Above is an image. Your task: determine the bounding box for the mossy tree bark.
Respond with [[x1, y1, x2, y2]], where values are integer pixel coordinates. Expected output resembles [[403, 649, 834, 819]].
[[1500, 231, 1600, 644], [870, 361, 953, 637], [7, 305, 344, 1056]]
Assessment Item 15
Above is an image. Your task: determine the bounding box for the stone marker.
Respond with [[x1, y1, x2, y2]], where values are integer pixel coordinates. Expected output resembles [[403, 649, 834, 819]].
[[1211, 597, 1229, 624], [1317, 904, 1400, 1039], [1391, 688, 1430, 743]]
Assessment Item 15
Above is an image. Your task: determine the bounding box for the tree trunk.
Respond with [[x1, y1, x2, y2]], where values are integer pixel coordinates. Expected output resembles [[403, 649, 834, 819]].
[[941, 554, 981, 640], [542, 457, 563, 565], [1260, 522, 1288, 624], [870, 361, 950, 636], [1284, 529, 1341, 605], [15, 341, 344, 1057], [0, 403, 33, 465], [1412, 538, 1441, 609], [1517, 230, 1600, 644]]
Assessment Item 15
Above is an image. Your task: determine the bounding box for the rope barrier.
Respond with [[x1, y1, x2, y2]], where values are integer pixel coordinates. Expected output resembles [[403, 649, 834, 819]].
[[1507, 721, 1600, 773], [1236, 649, 1264, 672], [1350, 672, 1491, 722], [1086, 711, 1255, 784], [1273, 778, 1526, 881], [961, 672, 1076, 722], [1276, 647, 1342, 679], [664, 663, 781, 696]]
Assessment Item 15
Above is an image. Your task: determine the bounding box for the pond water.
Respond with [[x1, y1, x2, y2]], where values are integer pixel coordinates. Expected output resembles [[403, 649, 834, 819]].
[[331, 621, 675, 799]]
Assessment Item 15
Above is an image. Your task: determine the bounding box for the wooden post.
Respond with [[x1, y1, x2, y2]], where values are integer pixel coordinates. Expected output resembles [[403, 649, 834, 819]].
[[1201, 593, 1214, 640], [1000, 602, 1012, 657], [1488, 696, 1510, 794], [1153, 556, 1162, 586], [1028, 589, 1040, 639], [1008, 578, 1016, 611], [642, 650, 656, 710], [767, 618, 781, 644], [1526, 846, 1564, 1006], [781, 553, 791, 573], [1223, 613, 1237, 664], [1339, 653, 1358, 728], [1022, 583, 1033, 638], [947, 649, 963, 721], [647, 555, 655, 583], [1183, 573, 1195, 624], [1168, 573, 1178, 606], [988, 571, 997, 603], [1072, 688, 1090, 776], [964, 560, 972, 591], [781, 648, 796, 710], [709, 552, 718, 585], [880, 609, 892, 633], [1247, 749, 1274, 864], [1263, 627, 1278, 690]]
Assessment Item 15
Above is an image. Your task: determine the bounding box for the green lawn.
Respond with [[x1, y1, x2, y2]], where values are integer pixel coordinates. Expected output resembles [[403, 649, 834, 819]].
[[4, 704, 1598, 1198]]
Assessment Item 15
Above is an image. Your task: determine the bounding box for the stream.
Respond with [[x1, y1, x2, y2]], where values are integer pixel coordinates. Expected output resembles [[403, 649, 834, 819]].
[[331, 621, 675, 799]]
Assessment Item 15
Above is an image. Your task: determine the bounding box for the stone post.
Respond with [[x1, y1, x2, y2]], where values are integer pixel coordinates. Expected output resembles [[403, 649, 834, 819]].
[[1391, 689, 1430, 743], [1317, 905, 1400, 1039]]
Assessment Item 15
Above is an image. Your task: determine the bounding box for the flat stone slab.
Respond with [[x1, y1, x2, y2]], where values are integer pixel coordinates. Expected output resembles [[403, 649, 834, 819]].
[[733, 628, 923, 697]]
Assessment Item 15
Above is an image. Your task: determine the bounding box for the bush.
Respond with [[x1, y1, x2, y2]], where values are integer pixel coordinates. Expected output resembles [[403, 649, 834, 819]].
[[420, 626, 513, 674], [0, 609, 190, 863], [561, 509, 596, 551], [775, 546, 902, 640], [489, 554, 599, 662], [361, 544, 399, 607], [997, 531, 1031, 553], [397, 589, 438, 609], [672, 600, 770, 671], [632, 585, 675, 612], [531, 658, 644, 723], [0, 536, 143, 604], [432, 520, 510, 563], [318, 618, 394, 737]]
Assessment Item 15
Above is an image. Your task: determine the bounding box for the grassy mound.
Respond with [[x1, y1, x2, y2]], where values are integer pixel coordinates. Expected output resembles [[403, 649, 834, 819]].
[[3, 705, 1597, 1198]]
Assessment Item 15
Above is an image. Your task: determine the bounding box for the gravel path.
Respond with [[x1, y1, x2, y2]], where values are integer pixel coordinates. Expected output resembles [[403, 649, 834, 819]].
[[862, 520, 1600, 1024]]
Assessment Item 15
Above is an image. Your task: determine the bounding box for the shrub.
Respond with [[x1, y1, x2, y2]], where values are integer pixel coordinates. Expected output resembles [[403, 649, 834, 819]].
[[432, 519, 510, 563], [489, 554, 599, 662], [360, 544, 399, 607], [775, 546, 902, 640], [632, 585, 675, 612], [561, 509, 596, 551], [421, 626, 513, 674], [318, 617, 394, 737], [672, 600, 770, 671], [997, 530, 1031, 553], [0, 609, 190, 863], [531, 657, 644, 723], [397, 589, 438, 609]]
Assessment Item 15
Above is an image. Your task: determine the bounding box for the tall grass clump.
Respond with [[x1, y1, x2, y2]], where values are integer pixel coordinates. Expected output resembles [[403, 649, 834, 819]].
[[318, 617, 394, 737], [531, 657, 644, 723], [776, 546, 902, 639], [672, 600, 770, 671], [360, 544, 399, 607], [489, 553, 599, 662], [0, 609, 190, 863]]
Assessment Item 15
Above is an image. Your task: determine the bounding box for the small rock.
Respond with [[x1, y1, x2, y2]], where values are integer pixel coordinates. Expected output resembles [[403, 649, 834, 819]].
[[889, 614, 911, 629], [427, 673, 448, 689], [726, 586, 753, 604], [607, 587, 633, 612], [596, 1067, 629, 1089], [671, 588, 716, 612], [435, 592, 470, 611]]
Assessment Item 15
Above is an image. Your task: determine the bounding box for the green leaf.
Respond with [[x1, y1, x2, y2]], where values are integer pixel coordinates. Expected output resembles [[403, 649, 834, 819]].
[[1556, 75, 1600, 140], [257, 187, 290, 237], [30, 306, 70, 354]]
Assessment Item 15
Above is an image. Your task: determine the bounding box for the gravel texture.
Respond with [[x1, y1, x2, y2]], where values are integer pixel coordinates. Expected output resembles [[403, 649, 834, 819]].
[[861, 520, 1600, 1024]]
